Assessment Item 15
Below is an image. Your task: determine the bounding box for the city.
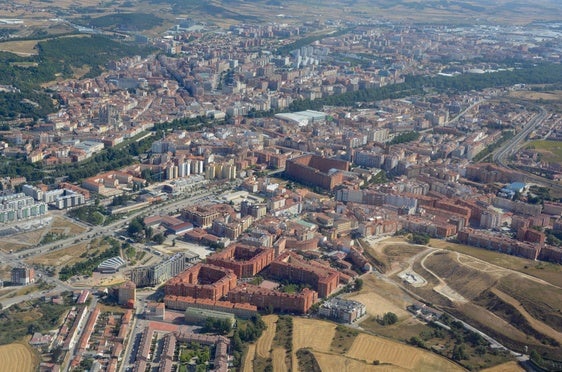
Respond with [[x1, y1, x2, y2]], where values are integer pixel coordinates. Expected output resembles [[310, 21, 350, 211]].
[[0, 1, 561, 371]]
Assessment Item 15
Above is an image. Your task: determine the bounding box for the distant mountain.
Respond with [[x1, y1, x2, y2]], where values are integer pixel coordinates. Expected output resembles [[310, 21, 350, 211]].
[[151, 0, 562, 24]]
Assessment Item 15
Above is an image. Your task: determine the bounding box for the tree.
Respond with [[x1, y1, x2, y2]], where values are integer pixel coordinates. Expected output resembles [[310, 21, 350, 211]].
[[355, 278, 363, 291], [152, 233, 165, 244], [379, 312, 398, 325], [127, 217, 144, 240], [409, 336, 426, 348], [452, 344, 468, 361], [530, 350, 543, 365], [411, 233, 430, 245]]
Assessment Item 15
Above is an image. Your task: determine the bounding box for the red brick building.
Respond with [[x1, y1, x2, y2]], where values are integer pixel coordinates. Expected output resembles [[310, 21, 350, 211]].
[[164, 264, 237, 301], [458, 228, 542, 260], [206, 243, 274, 278], [285, 154, 349, 191], [268, 252, 339, 298], [227, 284, 318, 314]]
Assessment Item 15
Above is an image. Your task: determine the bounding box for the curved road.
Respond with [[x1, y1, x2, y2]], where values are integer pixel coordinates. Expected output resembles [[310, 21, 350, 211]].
[[492, 106, 562, 192]]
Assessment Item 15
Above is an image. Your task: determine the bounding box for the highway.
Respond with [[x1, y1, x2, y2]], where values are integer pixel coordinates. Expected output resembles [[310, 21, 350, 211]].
[[492, 107, 547, 166], [491, 106, 562, 192]]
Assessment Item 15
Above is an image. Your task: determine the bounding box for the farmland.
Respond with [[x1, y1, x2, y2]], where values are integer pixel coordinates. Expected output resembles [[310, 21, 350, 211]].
[[244, 315, 464, 371], [0, 342, 39, 372]]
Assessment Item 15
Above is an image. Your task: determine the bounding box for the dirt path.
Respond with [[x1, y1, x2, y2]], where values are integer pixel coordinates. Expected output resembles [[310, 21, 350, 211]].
[[387, 246, 435, 276], [420, 250, 467, 304], [453, 251, 562, 290], [491, 288, 562, 345]]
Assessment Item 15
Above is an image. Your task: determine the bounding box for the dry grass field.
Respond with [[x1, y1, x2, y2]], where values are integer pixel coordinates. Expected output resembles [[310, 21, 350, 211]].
[[50, 216, 87, 236], [346, 333, 463, 371], [510, 90, 562, 101], [406, 247, 562, 359], [0, 216, 86, 254], [429, 239, 562, 287], [245, 315, 466, 372], [241, 344, 255, 372], [0, 40, 39, 56], [491, 288, 562, 345], [313, 350, 407, 372], [344, 274, 410, 318], [25, 242, 88, 267], [0, 228, 46, 252], [292, 318, 335, 353], [0, 342, 39, 372], [255, 315, 277, 358], [272, 347, 288, 372], [482, 361, 525, 372]]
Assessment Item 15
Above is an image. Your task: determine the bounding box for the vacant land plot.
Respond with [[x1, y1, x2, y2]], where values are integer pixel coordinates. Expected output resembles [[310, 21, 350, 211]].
[[330, 325, 358, 354], [0, 342, 38, 372], [346, 333, 463, 371], [313, 350, 403, 372], [344, 274, 410, 319], [527, 140, 562, 164], [293, 318, 335, 353], [51, 216, 87, 236], [492, 288, 562, 345], [0, 228, 46, 252], [272, 347, 288, 372], [0, 40, 39, 56], [242, 344, 255, 372], [510, 90, 562, 101], [256, 315, 277, 358], [430, 239, 562, 287], [497, 274, 562, 334], [361, 318, 430, 343], [26, 242, 89, 267]]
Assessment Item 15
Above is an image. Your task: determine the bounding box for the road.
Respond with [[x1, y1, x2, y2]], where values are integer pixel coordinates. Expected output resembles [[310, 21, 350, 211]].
[[491, 106, 562, 192], [10, 188, 216, 260], [0, 184, 221, 310], [492, 107, 548, 166]]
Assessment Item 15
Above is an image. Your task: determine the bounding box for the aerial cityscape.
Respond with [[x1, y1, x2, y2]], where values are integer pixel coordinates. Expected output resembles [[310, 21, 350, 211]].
[[0, 0, 561, 371]]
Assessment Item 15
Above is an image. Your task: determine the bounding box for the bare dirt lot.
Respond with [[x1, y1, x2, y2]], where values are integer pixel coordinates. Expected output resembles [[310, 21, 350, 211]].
[[0, 216, 87, 254], [343, 274, 410, 319]]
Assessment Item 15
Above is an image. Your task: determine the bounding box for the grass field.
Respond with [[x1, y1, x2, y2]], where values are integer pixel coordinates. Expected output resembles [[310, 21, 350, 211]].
[[344, 274, 410, 318], [25, 242, 89, 267], [510, 90, 562, 101], [482, 361, 525, 372], [361, 317, 431, 343], [429, 239, 562, 287], [293, 318, 335, 353], [0, 40, 39, 56], [527, 140, 562, 164], [313, 350, 406, 372], [256, 315, 277, 358], [244, 316, 467, 371], [0, 342, 38, 372], [241, 344, 255, 372], [330, 325, 358, 354], [272, 347, 288, 372], [346, 333, 463, 371]]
